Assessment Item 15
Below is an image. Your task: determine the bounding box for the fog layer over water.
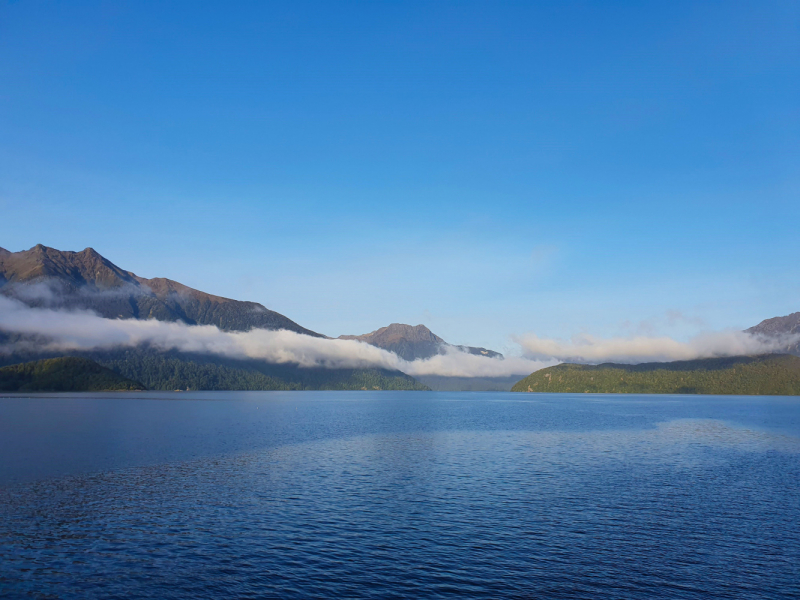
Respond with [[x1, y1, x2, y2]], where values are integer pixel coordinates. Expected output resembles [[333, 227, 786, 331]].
[[1, 392, 799, 599]]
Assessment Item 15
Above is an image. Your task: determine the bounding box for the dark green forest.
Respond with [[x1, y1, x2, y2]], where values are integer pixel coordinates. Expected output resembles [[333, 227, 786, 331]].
[[0, 339, 429, 392], [512, 354, 800, 395], [0, 357, 145, 392], [92, 348, 429, 391]]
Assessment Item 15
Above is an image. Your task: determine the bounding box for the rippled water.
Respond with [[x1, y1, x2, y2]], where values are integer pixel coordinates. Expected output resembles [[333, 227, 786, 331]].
[[1, 392, 799, 599]]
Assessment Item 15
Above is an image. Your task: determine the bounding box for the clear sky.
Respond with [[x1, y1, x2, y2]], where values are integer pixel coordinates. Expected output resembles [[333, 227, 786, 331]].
[[1, 1, 798, 353]]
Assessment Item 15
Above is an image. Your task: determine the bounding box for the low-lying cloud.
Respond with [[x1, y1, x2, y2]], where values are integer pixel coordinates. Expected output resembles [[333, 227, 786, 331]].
[[515, 330, 798, 364], [1, 279, 147, 305], [400, 349, 555, 378], [0, 296, 545, 378], [3, 294, 793, 377]]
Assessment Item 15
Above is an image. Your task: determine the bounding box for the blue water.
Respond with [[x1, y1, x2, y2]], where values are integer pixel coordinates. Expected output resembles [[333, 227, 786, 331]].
[[1, 392, 799, 599]]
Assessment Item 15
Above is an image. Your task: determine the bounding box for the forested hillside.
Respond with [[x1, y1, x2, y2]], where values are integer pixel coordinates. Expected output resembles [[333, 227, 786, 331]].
[[0, 357, 145, 392], [512, 355, 800, 395], [0, 343, 429, 392]]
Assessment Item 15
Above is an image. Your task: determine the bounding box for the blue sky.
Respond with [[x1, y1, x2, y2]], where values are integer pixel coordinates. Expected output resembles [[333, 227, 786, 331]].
[[1, 1, 798, 353]]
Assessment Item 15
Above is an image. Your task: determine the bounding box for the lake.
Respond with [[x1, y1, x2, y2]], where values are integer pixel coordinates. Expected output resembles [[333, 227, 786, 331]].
[[1, 391, 799, 599]]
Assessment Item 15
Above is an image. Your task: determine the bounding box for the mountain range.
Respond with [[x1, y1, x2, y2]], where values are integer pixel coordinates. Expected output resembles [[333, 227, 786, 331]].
[[0, 245, 427, 390], [0, 245, 501, 391], [2, 244, 799, 394], [0, 244, 321, 336]]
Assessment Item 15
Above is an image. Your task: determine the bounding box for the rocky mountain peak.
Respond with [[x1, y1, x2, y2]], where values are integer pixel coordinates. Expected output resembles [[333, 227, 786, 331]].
[[0, 244, 322, 336], [339, 323, 501, 362]]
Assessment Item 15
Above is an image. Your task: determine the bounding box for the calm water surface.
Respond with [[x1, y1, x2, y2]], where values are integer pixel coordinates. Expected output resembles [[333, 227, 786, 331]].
[[1, 391, 799, 599]]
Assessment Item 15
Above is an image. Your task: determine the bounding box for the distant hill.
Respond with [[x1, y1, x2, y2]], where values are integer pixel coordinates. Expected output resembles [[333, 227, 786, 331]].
[[0, 357, 145, 392], [511, 354, 800, 395], [0, 245, 322, 336], [746, 312, 800, 356], [340, 323, 502, 361]]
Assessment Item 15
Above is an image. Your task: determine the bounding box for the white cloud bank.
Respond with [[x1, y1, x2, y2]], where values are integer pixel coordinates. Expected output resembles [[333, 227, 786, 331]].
[[3, 295, 794, 378], [0, 296, 547, 378], [515, 330, 799, 364]]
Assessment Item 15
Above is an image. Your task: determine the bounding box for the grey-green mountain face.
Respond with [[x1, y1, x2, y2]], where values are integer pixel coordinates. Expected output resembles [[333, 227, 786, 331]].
[[0, 245, 322, 336], [338, 323, 514, 390], [339, 323, 502, 362], [0, 245, 428, 391], [746, 312, 800, 356]]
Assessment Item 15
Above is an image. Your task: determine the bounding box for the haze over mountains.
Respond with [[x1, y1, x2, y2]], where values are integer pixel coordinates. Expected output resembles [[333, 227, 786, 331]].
[[0, 245, 429, 390], [0, 245, 529, 390], [338, 324, 514, 390], [1, 244, 799, 394], [510, 311, 800, 395], [747, 313, 800, 356]]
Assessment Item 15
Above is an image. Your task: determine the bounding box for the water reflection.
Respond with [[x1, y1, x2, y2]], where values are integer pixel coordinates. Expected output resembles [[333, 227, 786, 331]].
[[2, 411, 799, 599]]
